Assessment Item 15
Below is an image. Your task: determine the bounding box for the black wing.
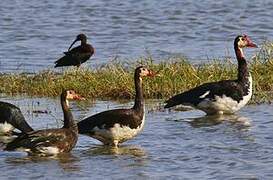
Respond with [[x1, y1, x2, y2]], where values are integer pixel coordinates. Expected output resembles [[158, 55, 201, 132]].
[[55, 52, 91, 67], [164, 80, 244, 108], [55, 44, 94, 67]]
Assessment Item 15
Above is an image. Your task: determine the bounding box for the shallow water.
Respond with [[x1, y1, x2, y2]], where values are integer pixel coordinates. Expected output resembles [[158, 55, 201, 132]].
[[0, 96, 273, 179], [0, 0, 272, 72], [0, 1, 273, 178]]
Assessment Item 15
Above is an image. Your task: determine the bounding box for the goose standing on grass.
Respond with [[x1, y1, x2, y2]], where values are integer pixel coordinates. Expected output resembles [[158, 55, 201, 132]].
[[164, 34, 257, 115], [4, 90, 84, 156], [77, 66, 156, 147], [55, 34, 94, 68], [0, 102, 33, 136]]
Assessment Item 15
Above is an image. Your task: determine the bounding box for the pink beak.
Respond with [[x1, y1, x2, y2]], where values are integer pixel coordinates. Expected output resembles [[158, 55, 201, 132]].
[[244, 35, 258, 48], [73, 94, 86, 100], [147, 70, 157, 77], [247, 42, 258, 48], [68, 38, 79, 51]]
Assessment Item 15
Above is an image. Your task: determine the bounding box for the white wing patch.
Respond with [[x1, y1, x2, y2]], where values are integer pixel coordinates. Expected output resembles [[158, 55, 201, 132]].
[[16, 146, 60, 155], [0, 122, 14, 134], [199, 91, 210, 98], [37, 146, 60, 155]]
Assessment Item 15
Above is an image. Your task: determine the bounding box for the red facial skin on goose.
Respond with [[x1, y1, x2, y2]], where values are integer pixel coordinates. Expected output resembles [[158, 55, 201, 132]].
[[243, 35, 258, 48]]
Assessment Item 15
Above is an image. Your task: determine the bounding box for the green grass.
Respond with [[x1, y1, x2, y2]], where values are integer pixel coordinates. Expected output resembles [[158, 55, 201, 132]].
[[0, 42, 273, 103]]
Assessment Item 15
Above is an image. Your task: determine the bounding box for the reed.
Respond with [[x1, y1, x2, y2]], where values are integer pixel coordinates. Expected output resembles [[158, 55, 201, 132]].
[[0, 42, 272, 103]]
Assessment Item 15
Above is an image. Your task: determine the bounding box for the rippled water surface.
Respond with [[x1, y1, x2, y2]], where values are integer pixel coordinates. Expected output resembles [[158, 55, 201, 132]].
[[0, 0, 272, 72], [0, 97, 273, 179]]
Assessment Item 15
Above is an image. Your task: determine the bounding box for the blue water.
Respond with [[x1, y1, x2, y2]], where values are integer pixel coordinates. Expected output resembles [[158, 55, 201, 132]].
[[0, 0, 272, 72], [0, 97, 273, 179]]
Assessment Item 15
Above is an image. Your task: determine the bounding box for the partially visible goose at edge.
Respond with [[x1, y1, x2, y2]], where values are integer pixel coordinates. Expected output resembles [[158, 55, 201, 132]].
[[77, 66, 156, 147], [55, 34, 94, 68], [0, 101, 33, 136], [4, 90, 84, 156], [164, 34, 258, 115]]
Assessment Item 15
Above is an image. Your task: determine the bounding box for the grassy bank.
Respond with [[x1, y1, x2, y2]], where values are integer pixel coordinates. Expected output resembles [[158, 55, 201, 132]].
[[0, 42, 273, 103]]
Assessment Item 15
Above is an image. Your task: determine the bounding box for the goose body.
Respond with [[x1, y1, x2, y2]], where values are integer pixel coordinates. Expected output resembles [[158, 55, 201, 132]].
[[79, 108, 145, 146], [78, 66, 155, 146], [6, 128, 78, 155], [55, 34, 94, 67], [168, 77, 252, 115], [0, 101, 33, 135], [5, 90, 84, 156], [165, 35, 257, 115]]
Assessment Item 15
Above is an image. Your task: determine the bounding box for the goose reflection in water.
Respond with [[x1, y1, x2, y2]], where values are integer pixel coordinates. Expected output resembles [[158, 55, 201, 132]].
[[187, 114, 251, 129], [84, 144, 146, 157], [4, 152, 80, 172], [167, 113, 251, 129]]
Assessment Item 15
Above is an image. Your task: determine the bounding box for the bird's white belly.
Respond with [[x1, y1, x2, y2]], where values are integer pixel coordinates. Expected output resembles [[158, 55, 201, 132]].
[[92, 116, 145, 146], [198, 94, 251, 114], [0, 122, 14, 134], [198, 75, 252, 115]]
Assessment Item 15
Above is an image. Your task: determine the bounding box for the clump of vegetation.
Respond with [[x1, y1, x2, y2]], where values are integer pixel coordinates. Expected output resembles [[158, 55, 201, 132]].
[[0, 42, 272, 103]]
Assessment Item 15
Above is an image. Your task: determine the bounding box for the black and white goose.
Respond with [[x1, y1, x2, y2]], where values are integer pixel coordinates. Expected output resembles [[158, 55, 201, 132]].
[[164, 35, 257, 115], [77, 66, 155, 147], [4, 90, 84, 156], [0, 101, 33, 135]]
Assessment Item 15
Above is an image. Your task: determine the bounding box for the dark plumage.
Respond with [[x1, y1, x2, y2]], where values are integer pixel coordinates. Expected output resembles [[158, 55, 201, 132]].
[[5, 90, 84, 156], [77, 66, 156, 146], [55, 34, 94, 68], [78, 109, 143, 132], [0, 101, 33, 135], [165, 35, 257, 115], [164, 80, 248, 107]]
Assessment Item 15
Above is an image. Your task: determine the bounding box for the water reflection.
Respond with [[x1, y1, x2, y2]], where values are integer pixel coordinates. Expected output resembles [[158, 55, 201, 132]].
[[4, 152, 81, 172], [84, 144, 146, 157], [188, 114, 251, 129]]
